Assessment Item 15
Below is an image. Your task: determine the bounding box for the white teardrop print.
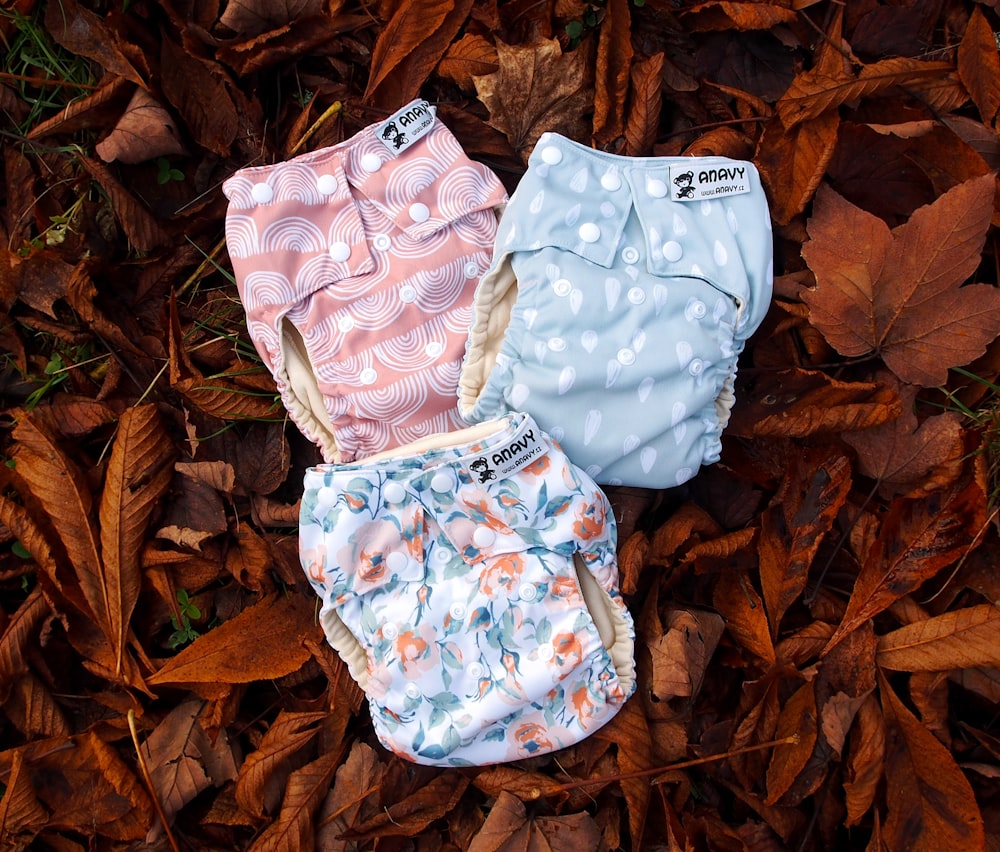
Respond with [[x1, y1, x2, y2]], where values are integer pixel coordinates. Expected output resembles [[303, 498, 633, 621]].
[[605, 277, 621, 311], [676, 467, 692, 485], [673, 421, 687, 444], [606, 359, 621, 388], [631, 328, 647, 353], [557, 366, 576, 395], [654, 284, 669, 315], [672, 212, 688, 236], [581, 330, 599, 353], [523, 307, 538, 330], [700, 200, 713, 216], [550, 425, 565, 443], [640, 447, 657, 473], [529, 190, 545, 215], [510, 383, 530, 408], [671, 400, 687, 427], [676, 340, 693, 368], [584, 409, 602, 445], [623, 434, 640, 455], [648, 226, 663, 260], [545, 263, 561, 282], [726, 206, 738, 233], [637, 376, 654, 403], [565, 202, 581, 227], [714, 298, 728, 322], [504, 223, 517, 246], [714, 239, 728, 266], [534, 341, 547, 363], [569, 288, 583, 315], [570, 167, 589, 193], [625, 265, 639, 281]]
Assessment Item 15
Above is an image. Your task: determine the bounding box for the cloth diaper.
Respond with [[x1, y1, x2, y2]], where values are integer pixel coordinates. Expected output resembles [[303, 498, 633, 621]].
[[299, 412, 636, 766], [458, 132, 773, 488], [223, 99, 508, 462]]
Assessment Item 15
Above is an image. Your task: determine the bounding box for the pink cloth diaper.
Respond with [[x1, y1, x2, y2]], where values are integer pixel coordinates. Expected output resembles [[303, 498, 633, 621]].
[[299, 413, 636, 766], [223, 100, 508, 462]]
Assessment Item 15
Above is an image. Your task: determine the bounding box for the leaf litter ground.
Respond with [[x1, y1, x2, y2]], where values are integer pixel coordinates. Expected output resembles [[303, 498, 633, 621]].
[[2, 1, 1000, 849]]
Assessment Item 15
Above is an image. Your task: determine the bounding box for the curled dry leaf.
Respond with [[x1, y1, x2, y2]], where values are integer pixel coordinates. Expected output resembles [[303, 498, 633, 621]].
[[95, 87, 187, 165]]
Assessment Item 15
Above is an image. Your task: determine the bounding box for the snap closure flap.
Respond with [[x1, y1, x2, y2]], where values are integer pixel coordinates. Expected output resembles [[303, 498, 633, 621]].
[[347, 122, 507, 241], [224, 150, 375, 315]]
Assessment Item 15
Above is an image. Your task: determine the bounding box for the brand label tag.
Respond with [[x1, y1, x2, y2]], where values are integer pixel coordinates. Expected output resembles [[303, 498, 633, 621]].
[[669, 163, 752, 201], [375, 99, 436, 156], [459, 417, 546, 483]]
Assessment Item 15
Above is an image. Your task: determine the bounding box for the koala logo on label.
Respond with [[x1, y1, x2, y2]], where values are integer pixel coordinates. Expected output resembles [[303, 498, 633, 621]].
[[469, 457, 496, 483]]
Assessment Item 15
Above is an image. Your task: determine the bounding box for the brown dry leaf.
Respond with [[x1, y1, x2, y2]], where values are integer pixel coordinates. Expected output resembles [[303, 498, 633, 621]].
[[342, 773, 470, 840], [735, 367, 904, 439], [467, 790, 603, 852], [99, 404, 174, 674], [472, 765, 569, 803], [29, 395, 117, 438], [95, 87, 187, 165], [592, 0, 632, 149], [801, 174, 1000, 386], [474, 37, 594, 157], [824, 474, 987, 654], [597, 692, 654, 845], [648, 608, 724, 704], [175, 460, 236, 495], [713, 569, 775, 667], [624, 51, 664, 157], [219, 0, 324, 38], [364, 0, 474, 108], [879, 671, 986, 850], [247, 748, 340, 852], [235, 710, 326, 819], [316, 741, 386, 849], [758, 448, 852, 639], [147, 593, 318, 690], [141, 697, 239, 841], [764, 681, 818, 806], [844, 378, 965, 499], [438, 33, 499, 93], [957, 8, 1000, 128], [155, 468, 229, 551], [0, 749, 48, 848], [843, 692, 885, 827], [160, 36, 240, 157], [877, 604, 1000, 672], [0, 588, 48, 703], [77, 155, 172, 251], [44, 0, 147, 87], [30, 730, 152, 840], [679, 2, 797, 32]]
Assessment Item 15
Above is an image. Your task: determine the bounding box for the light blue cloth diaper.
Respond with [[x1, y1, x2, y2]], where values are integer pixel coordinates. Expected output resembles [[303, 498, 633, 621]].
[[458, 132, 773, 488], [299, 412, 636, 766]]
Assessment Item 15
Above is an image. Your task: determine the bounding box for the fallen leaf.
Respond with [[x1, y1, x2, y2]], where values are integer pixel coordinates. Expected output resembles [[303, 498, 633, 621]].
[[824, 473, 987, 654], [624, 52, 664, 156], [364, 0, 474, 108], [315, 741, 386, 850], [879, 671, 986, 851], [218, 0, 324, 38], [95, 87, 187, 165], [802, 174, 1000, 386], [713, 569, 775, 667], [0, 749, 48, 848], [844, 378, 965, 499], [877, 604, 1000, 672], [592, 0, 632, 149], [957, 7, 1000, 128], [466, 790, 603, 852], [142, 697, 239, 841], [842, 693, 885, 827], [474, 37, 594, 156], [342, 773, 470, 840], [147, 593, 318, 690], [764, 681, 818, 806], [438, 33, 499, 93], [648, 608, 725, 703]]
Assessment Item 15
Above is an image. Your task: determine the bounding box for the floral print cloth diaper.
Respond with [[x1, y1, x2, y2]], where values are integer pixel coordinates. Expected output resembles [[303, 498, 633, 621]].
[[223, 99, 508, 462], [459, 132, 773, 488], [299, 412, 636, 766]]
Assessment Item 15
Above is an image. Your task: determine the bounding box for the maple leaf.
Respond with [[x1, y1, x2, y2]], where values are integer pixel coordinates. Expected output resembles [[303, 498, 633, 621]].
[[474, 37, 594, 156], [802, 173, 1000, 386]]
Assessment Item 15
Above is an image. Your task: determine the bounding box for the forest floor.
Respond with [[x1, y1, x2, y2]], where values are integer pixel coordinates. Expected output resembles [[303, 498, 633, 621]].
[[2, 0, 1000, 849]]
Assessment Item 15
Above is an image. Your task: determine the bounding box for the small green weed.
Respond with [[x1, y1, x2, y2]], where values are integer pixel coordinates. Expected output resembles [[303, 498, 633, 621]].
[[941, 366, 1000, 505], [167, 588, 202, 648], [156, 157, 184, 185]]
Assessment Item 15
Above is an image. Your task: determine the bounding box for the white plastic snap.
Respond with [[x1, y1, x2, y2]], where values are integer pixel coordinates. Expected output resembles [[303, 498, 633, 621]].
[[552, 278, 572, 297], [251, 182, 274, 204], [621, 246, 640, 264], [408, 202, 430, 223], [547, 337, 566, 352], [424, 341, 444, 358], [464, 261, 480, 278], [359, 367, 378, 385], [541, 146, 563, 165], [316, 174, 338, 195], [663, 241, 683, 262], [646, 178, 668, 198], [627, 287, 645, 305], [361, 152, 382, 173], [385, 551, 408, 573], [372, 233, 391, 250], [449, 602, 467, 620], [538, 643, 554, 661], [382, 622, 399, 640], [430, 472, 452, 492], [337, 315, 355, 333], [468, 662, 486, 679], [518, 583, 538, 602], [601, 171, 622, 191], [617, 348, 636, 366], [404, 683, 421, 699], [578, 222, 601, 243], [399, 284, 417, 303], [472, 527, 496, 548], [328, 241, 351, 262], [383, 481, 406, 503]]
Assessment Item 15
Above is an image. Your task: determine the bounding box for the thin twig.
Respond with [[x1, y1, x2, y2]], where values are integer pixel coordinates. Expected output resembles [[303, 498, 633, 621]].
[[127, 709, 181, 852]]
